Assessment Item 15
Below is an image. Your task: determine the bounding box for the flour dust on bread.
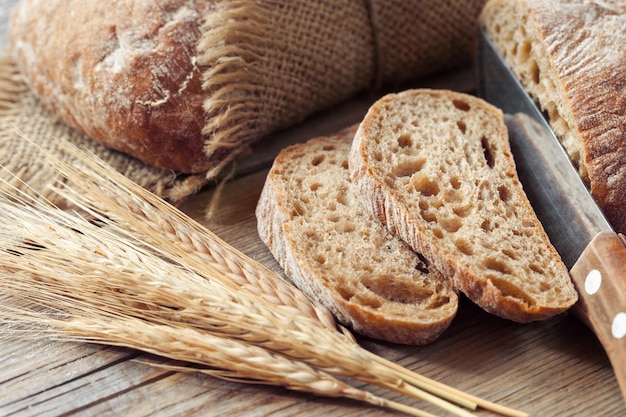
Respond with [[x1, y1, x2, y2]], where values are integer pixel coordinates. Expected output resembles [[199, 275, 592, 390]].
[[480, 0, 626, 235], [10, 0, 217, 174], [256, 127, 458, 345], [349, 89, 577, 322]]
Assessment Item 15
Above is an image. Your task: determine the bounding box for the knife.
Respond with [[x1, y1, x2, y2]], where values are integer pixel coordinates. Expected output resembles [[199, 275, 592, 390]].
[[476, 27, 626, 402]]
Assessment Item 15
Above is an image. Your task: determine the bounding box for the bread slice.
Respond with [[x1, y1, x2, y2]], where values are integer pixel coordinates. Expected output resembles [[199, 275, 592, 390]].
[[349, 89, 578, 322], [479, 0, 626, 235], [256, 126, 458, 345]]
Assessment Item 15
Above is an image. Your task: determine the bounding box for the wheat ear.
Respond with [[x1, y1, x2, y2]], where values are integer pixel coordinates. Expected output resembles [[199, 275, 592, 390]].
[[0, 132, 528, 417], [0, 187, 482, 417], [32, 134, 342, 338], [0, 192, 474, 417], [1, 306, 433, 417]]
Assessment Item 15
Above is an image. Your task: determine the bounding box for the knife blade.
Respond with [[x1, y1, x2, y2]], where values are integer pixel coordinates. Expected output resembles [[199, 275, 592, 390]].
[[476, 27, 626, 402]]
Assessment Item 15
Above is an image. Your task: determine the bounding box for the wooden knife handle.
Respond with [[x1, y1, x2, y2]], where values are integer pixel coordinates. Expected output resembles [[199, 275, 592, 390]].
[[570, 231, 626, 401]]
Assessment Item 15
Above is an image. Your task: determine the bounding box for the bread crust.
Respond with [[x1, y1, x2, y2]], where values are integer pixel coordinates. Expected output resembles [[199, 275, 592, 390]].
[[9, 0, 215, 173], [480, 0, 626, 234], [349, 89, 577, 323]]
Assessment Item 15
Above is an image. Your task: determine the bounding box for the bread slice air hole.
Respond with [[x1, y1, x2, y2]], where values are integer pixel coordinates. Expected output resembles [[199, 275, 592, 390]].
[[415, 252, 431, 274], [393, 158, 425, 178], [456, 120, 467, 134], [440, 217, 463, 233], [529, 263, 545, 275], [497, 185, 510, 202], [335, 221, 356, 233], [488, 276, 533, 303], [362, 276, 435, 305], [452, 99, 471, 112], [452, 204, 472, 218], [539, 281, 552, 293], [518, 39, 532, 62], [419, 208, 437, 223], [337, 285, 355, 302], [529, 59, 540, 84], [311, 155, 325, 166], [411, 173, 440, 196], [481, 136, 496, 168], [292, 201, 305, 216], [398, 133, 413, 148], [443, 188, 463, 204], [502, 249, 518, 261], [310, 183, 322, 191], [483, 257, 512, 275], [336, 192, 348, 206], [454, 239, 474, 256]]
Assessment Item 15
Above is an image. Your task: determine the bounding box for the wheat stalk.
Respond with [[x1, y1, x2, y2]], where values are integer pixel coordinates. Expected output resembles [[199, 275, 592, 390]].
[[47, 143, 342, 338], [0, 192, 470, 417], [0, 190, 476, 416], [1, 306, 432, 417], [0, 132, 528, 417]]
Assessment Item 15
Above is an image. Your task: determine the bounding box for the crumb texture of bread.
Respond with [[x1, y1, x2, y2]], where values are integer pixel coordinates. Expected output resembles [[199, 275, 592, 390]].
[[349, 89, 578, 322], [256, 126, 458, 345], [480, 0, 626, 234]]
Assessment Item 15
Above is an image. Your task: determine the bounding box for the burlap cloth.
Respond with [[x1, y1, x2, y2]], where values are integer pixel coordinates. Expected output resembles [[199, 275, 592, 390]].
[[1, 0, 487, 203]]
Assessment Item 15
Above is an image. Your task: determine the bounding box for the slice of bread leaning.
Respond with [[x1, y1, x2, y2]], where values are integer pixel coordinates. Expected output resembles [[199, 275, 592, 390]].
[[256, 126, 458, 345], [349, 89, 578, 322]]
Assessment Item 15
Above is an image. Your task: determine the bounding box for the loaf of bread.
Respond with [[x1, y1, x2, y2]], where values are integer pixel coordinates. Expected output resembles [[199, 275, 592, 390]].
[[256, 126, 458, 345], [479, 0, 626, 235], [9, 0, 217, 174], [349, 89, 578, 322], [9, 0, 488, 175]]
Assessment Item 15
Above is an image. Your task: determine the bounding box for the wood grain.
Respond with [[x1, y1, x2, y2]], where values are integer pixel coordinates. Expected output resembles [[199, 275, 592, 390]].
[[0, 1, 624, 415]]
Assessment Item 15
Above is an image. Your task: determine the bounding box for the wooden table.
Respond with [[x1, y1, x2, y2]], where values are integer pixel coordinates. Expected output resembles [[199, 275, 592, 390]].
[[1, 2, 624, 416]]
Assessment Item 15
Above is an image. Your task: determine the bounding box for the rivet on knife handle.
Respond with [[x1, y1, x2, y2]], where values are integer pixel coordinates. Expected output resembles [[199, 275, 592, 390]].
[[570, 231, 626, 398]]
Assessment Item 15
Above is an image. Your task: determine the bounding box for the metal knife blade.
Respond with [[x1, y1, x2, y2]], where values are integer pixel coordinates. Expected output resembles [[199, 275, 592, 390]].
[[475, 27, 613, 269], [476, 26, 626, 403]]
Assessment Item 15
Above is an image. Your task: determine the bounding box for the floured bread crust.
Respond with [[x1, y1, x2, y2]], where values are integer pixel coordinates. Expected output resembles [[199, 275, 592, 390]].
[[480, 0, 626, 234], [9, 0, 215, 173]]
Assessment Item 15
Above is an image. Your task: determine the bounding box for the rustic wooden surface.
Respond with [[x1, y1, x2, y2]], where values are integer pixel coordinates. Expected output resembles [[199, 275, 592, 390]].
[[1, 1, 625, 416]]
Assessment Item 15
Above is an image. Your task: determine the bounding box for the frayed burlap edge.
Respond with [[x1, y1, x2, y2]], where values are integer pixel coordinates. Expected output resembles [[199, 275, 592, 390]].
[[197, 0, 375, 173], [197, 1, 268, 179], [0, 51, 209, 207]]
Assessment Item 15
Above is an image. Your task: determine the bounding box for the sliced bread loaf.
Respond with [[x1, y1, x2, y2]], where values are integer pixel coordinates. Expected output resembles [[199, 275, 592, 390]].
[[479, 0, 626, 235], [256, 126, 458, 345], [349, 89, 578, 322]]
